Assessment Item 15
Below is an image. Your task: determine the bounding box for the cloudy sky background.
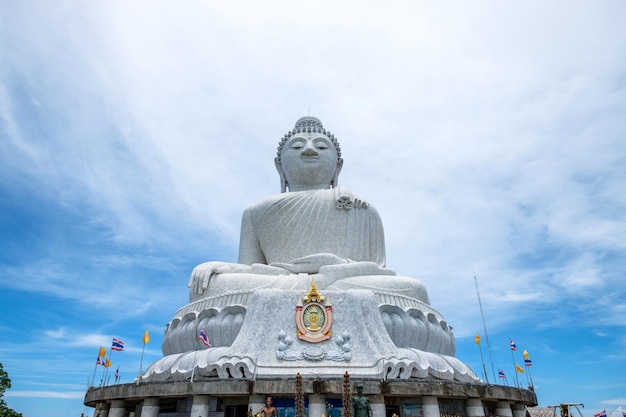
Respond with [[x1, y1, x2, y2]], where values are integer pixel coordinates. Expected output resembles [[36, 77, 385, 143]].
[[1, 1, 625, 416]]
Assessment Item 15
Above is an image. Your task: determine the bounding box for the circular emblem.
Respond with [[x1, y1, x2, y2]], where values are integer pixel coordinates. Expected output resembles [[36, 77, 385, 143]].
[[295, 279, 333, 343], [303, 303, 326, 331]]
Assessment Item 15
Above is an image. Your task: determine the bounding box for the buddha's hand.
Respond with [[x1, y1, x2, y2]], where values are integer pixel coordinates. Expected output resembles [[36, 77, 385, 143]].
[[238, 263, 291, 275], [212, 263, 291, 275], [187, 262, 239, 295], [270, 253, 349, 274]]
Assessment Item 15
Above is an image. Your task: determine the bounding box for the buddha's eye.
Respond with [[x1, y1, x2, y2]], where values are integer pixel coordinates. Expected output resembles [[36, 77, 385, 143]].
[[289, 140, 305, 149], [315, 140, 330, 150]]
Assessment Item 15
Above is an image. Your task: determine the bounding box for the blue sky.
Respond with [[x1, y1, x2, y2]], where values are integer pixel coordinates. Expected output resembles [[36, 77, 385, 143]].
[[1, 1, 625, 416]]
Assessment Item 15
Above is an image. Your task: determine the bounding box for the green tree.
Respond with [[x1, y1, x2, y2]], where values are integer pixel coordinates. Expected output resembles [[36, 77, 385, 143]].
[[0, 362, 22, 417]]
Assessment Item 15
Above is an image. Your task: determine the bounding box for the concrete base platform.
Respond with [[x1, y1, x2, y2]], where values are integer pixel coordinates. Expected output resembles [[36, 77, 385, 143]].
[[84, 377, 537, 417]]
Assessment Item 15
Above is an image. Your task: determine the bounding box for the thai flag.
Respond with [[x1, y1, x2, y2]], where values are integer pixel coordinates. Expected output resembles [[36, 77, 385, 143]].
[[198, 328, 211, 347], [509, 339, 517, 350], [498, 369, 506, 378], [114, 367, 119, 379], [594, 411, 606, 417], [96, 357, 104, 366], [524, 359, 532, 367], [111, 338, 124, 351]]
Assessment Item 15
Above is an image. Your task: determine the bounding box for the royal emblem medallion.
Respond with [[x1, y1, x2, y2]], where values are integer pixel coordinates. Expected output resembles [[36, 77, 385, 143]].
[[296, 279, 332, 343]]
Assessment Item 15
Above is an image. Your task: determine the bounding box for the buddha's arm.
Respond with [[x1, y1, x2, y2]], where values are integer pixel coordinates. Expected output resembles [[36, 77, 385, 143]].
[[187, 261, 239, 301], [187, 209, 281, 301], [187, 261, 290, 302], [238, 208, 267, 265]]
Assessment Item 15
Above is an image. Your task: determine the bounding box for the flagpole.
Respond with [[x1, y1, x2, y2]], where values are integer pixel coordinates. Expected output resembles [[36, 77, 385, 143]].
[[191, 350, 198, 383], [99, 364, 105, 387], [103, 339, 114, 385], [90, 359, 98, 387], [524, 365, 530, 387], [138, 330, 150, 382], [522, 356, 530, 388], [510, 345, 519, 388], [138, 342, 146, 380], [474, 273, 497, 382], [91, 347, 106, 386], [99, 346, 111, 387], [475, 333, 489, 384], [527, 362, 534, 389], [498, 370, 508, 386], [523, 350, 533, 388], [191, 345, 200, 383]]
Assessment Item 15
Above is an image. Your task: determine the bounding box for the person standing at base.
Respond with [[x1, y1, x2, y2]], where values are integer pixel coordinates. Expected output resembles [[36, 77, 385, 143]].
[[260, 397, 278, 417], [352, 384, 372, 417]]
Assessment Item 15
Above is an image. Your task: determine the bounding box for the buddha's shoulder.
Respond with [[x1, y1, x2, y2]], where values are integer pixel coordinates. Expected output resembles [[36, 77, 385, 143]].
[[243, 192, 295, 212], [243, 187, 378, 216]]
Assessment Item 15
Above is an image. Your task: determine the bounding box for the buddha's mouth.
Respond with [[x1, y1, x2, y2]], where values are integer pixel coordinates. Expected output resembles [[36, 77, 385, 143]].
[[300, 155, 319, 161]]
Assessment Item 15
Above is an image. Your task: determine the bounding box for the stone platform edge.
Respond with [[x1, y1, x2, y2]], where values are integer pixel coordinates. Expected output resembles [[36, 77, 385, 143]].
[[84, 379, 538, 407]]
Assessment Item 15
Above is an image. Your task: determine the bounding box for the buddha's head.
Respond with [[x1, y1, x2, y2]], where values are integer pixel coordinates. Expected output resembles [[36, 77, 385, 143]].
[[275, 116, 343, 192]]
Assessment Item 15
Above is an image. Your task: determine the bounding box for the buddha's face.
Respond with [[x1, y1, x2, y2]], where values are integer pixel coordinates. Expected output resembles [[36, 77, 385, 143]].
[[278, 132, 341, 191]]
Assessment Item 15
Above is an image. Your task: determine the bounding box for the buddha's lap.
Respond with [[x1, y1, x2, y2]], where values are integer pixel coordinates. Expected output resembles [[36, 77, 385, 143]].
[[191, 271, 430, 304]]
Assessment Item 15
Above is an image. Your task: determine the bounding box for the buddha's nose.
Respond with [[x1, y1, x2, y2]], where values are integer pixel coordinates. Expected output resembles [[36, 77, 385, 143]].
[[302, 147, 318, 156]]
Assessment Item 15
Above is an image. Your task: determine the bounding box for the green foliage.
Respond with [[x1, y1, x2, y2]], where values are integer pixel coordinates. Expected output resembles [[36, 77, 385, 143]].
[[0, 363, 23, 417], [0, 403, 23, 417]]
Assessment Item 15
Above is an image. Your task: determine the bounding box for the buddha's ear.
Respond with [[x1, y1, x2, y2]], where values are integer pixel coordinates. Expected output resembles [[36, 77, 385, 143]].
[[275, 157, 288, 193], [331, 158, 344, 188]]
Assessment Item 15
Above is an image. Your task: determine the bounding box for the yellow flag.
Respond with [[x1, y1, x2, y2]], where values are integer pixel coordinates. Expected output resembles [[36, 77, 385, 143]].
[[98, 347, 106, 358], [105, 359, 112, 368], [143, 330, 150, 344], [523, 349, 529, 360], [475, 333, 480, 345], [515, 364, 524, 373]]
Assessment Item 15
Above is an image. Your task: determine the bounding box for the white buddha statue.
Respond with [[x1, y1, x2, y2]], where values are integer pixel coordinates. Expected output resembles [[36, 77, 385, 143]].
[[187, 116, 430, 304], [148, 116, 477, 382]]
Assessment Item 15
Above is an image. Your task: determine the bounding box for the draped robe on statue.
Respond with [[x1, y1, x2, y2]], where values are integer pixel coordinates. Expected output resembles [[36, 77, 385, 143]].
[[241, 186, 385, 266], [194, 186, 430, 304]]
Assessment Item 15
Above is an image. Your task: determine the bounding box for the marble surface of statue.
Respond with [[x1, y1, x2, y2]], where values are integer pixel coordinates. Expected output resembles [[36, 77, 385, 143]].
[[143, 116, 479, 383], [187, 116, 429, 303]]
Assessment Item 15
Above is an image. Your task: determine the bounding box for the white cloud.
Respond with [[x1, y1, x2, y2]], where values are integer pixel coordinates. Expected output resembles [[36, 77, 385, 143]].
[[44, 328, 66, 339], [5, 390, 85, 399], [601, 400, 626, 406]]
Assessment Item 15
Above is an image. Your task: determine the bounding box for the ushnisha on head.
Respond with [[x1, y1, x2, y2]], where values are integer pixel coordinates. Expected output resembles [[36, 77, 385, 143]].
[[275, 116, 344, 193]]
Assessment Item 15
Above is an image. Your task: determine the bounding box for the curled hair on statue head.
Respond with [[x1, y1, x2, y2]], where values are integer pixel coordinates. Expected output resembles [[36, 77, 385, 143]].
[[275, 116, 343, 192], [276, 116, 342, 163]]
